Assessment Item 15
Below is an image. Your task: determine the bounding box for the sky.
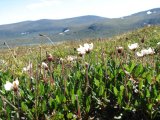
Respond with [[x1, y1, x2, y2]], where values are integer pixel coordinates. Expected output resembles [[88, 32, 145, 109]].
[[0, 0, 160, 25]]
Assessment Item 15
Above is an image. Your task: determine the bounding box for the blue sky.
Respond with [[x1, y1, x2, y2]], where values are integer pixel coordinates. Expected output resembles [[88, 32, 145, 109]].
[[0, 0, 160, 25]]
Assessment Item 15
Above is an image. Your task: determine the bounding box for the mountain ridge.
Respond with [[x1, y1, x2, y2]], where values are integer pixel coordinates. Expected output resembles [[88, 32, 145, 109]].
[[0, 8, 160, 46]]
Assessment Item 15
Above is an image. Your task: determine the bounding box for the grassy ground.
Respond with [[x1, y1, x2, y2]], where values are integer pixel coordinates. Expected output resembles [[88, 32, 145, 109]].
[[0, 25, 160, 120]]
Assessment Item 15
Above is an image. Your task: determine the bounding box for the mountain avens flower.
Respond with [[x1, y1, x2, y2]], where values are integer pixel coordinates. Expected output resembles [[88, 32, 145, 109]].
[[84, 43, 93, 53], [136, 48, 155, 57], [47, 53, 53, 62], [128, 43, 139, 51], [77, 43, 93, 56], [77, 45, 86, 56], [114, 115, 122, 119], [67, 55, 77, 62], [4, 81, 13, 91], [42, 62, 48, 70], [141, 48, 155, 55], [116, 46, 123, 53], [136, 52, 144, 57], [12, 79, 19, 92], [140, 37, 145, 43], [4, 79, 19, 91], [22, 63, 32, 72]]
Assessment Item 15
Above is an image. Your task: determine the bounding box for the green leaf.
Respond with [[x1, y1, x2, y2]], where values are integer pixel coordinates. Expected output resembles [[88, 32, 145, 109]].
[[120, 85, 124, 91], [114, 69, 117, 76], [65, 88, 69, 96], [127, 81, 132, 88], [0, 98, 3, 110], [156, 74, 160, 82], [153, 85, 157, 97], [99, 84, 105, 96], [146, 73, 152, 84], [98, 68, 103, 77], [6, 106, 11, 120], [148, 104, 152, 110], [49, 97, 54, 107], [94, 78, 99, 87], [134, 100, 138, 106], [134, 64, 143, 77], [146, 89, 150, 98], [113, 87, 118, 96], [119, 85, 124, 97], [118, 95, 122, 105], [124, 61, 136, 73], [59, 94, 66, 103], [128, 92, 132, 101], [21, 102, 28, 112], [76, 71, 81, 79], [157, 94, 160, 101], [77, 89, 82, 99], [71, 94, 76, 104], [42, 100, 47, 112], [67, 113, 73, 119], [56, 95, 60, 104], [27, 94, 33, 101], [86, 96, 91, 113], [39, 82, 45, 96], [129, 61, 136, 73], [63, 95, 67, 103], [139, 79, 143, 90], [142, 72, 148, 78]]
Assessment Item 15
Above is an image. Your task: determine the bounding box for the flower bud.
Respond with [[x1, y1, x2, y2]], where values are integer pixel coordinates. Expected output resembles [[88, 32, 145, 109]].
[[47, 54, 53, 62], [116, 47, 123, 54]]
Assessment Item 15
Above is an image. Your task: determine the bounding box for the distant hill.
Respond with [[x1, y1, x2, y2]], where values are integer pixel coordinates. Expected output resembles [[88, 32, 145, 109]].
[[0, 8, 160, 47]]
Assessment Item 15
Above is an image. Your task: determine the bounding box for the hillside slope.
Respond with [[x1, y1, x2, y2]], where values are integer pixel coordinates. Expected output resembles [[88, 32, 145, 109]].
[[0, 8, 160, 46]]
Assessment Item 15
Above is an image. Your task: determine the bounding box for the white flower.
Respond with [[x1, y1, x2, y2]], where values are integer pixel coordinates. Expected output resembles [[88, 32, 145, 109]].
[[13, 79, 19, 87], [116, 46, 123, 49], [140, 49, 147, 55], [22, 63, 32, 72], [89, 43, 93, 50], [84, 43, 93, 52], [136, 52, 144, 57], [128, 43, 139, 50], [4, 79, 19, 91], [0, 59, 6, 65], [146, 48, 155, 55], [4, 81, 13, 91], [60, 58, 64, 61], [67, 55, 77, 62], [41, 62, 48, 69], [12, 79, 19, 91], [77, 43, 94, 56], [134, 89, 139, 93], [157, 42, 160, 45], [22, 67, 27, 72], [132, 109, 136, 112], [77, 45, 86, 56], [59, 58, 64, 63], [141, 48, 155, 55], [136, 48, 155, 57], [114, 115, 122, 119], [73, 114, 78, 119]]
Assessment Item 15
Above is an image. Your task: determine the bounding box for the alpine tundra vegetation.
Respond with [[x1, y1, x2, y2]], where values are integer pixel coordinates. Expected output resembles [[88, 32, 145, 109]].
[[0, 26, 160, 120]]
